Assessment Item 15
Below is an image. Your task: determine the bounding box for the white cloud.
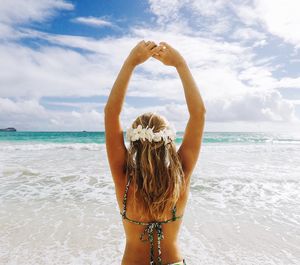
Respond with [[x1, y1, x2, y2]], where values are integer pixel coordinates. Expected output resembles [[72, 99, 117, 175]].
[[0, 0, 73, 40], [252, 39, 267, 47], [255, 0, 300, 47], [0, 22, 16, 39], [71, 16, 116, 28], [148, 0, 232, 36], [149, 0, 300, 49], [235, 0, 300, 48], [277, 77, 300, 89], [0, 98, 103, 131], [288, 99, 300, 105], [121, 102, 189, 127], [231, 27, 266, 41], [190, 0, 226, 17], [148, 0, 226, 21], [0, 98, 49, 130], [0, 29, 254, 101], [148, 0, 184, 24], [0, 0, 73, 25], [0, 98, 46, 116], [233, 3, 260, 27], [0, 89, 298, 132], [120, 89, 299, 132], [205, 90, 298, 123], [0, 43, 114, 98], [44, 101, 105, 111], [237, 65, 278, 90]]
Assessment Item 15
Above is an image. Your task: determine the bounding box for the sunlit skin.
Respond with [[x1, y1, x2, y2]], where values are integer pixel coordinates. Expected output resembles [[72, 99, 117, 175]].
[[104, 40, 206, 264]]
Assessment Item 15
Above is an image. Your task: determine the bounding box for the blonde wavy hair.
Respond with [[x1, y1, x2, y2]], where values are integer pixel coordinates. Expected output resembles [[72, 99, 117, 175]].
[[125, 112, 186, 220]]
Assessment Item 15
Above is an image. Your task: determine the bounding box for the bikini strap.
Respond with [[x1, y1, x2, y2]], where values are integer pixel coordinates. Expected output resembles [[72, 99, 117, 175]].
[[121, 177, 131, 218], [172, 205, 177, 221]]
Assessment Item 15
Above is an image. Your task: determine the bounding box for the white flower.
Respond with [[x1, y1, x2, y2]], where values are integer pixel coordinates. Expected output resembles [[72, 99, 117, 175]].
[[125, 124, 176, 144], [139, 129, 147, 141], [136, 124, 142, 132], [134, 129, 142, 140], [145, 127, 154, 142], [153, 131, 162, 142]]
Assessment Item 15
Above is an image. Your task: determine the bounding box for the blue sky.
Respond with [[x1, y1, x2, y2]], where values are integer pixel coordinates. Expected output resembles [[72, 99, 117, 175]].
[[0, 0, 300, 132], [30, 1, 151, 38]]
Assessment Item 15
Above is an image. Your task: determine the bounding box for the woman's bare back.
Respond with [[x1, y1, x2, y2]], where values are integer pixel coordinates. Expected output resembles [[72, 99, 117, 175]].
[[115, 172, 191, 265]]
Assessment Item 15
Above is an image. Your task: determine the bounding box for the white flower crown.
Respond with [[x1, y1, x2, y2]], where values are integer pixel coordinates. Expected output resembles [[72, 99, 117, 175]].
[[126, 124, 176, 145]]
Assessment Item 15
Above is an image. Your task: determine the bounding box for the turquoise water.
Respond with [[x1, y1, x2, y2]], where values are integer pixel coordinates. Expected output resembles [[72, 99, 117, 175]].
[[1, 131, 299, 144]]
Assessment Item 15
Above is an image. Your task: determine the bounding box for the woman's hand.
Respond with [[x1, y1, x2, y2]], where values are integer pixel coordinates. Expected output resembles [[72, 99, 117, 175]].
[[126, 40, 160, 67], [152, 41, 186, 67]]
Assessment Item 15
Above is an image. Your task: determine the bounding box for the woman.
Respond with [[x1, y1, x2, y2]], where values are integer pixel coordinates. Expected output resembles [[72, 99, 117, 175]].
[[104, 40, 206, 265]]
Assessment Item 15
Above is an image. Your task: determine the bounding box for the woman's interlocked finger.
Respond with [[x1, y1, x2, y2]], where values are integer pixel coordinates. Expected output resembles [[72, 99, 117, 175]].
[[156, 50, 165, 56], [158, 45, 167, 55], [159, 41, 170, 49], [146, 41, 157, 50]]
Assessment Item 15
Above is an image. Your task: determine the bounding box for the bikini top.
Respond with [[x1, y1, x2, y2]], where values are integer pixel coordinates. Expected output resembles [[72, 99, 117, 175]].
[[120, 177, 183, 265]]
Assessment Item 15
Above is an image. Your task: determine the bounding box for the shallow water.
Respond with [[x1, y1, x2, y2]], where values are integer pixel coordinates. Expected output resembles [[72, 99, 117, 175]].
[[0, 132, 300, 264]]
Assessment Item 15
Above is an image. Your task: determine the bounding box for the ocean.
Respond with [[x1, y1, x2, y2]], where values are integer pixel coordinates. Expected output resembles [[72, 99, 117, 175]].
[[0, 131, 300, 264]]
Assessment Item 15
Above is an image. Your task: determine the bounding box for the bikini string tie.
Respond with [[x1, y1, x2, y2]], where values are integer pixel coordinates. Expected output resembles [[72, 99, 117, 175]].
[[140, 222, 164, 265]]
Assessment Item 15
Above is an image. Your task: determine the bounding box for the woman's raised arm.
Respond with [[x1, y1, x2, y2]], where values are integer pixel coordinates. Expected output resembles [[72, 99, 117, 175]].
[[152, 42, 206, 181], [104, 40, 160, 185], [175, 58, 206, 180]]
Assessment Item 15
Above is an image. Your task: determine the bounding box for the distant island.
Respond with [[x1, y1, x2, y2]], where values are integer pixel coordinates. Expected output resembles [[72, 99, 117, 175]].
[[0, 127, 17, 131]]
